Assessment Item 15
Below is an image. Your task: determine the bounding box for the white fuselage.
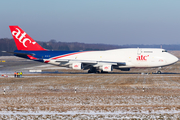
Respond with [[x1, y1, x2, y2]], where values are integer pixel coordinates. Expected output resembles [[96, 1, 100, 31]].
[[47, 48, 178, 69]]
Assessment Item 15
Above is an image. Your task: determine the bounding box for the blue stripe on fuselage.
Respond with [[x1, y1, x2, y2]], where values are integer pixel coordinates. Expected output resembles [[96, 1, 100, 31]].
[[14, 50, 80, 60]]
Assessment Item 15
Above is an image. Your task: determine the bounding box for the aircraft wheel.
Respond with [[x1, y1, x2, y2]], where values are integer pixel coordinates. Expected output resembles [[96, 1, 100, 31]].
[[96, 71, 100, 73], [100, 70, 108, 73], [88, 70, 92, 73], [157, 71, 162, 74]]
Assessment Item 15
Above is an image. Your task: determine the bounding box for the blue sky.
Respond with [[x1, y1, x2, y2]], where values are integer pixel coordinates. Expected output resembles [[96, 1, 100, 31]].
[[0, 0, 180, 45]]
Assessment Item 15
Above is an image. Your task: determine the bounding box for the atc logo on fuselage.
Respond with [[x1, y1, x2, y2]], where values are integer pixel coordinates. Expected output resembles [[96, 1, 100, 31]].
[[137, 55, 149, 61]]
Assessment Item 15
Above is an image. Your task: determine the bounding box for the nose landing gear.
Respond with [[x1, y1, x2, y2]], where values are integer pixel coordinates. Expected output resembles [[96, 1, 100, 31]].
[[156, 67, 162, 74], [156, 71, 162, 74]]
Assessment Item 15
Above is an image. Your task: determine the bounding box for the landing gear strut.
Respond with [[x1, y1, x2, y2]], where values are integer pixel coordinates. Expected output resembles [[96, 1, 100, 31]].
[[88, 67, 109, 73]]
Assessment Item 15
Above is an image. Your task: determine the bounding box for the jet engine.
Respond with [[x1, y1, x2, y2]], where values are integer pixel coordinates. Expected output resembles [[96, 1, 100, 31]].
[[100, 65, 113, 72], [72, 63, 83, 70]]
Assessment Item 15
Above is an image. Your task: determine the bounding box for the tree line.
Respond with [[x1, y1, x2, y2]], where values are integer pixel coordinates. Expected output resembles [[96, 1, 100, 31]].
[[0, 38, 121, 56], [1, 38, 180, 56]]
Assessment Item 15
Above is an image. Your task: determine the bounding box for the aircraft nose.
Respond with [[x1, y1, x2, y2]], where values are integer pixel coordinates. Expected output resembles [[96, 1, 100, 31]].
[[174, 56, 179, 63], [166, 55, 179, 65]]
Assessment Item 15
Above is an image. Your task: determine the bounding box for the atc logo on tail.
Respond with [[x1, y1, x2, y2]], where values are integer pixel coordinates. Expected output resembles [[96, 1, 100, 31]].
[[12, 28, 36, 48], [9, 26, 45, 51]]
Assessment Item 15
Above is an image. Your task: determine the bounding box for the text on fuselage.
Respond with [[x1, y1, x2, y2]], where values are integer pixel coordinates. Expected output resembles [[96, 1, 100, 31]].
[[137, 55, 149, 61]]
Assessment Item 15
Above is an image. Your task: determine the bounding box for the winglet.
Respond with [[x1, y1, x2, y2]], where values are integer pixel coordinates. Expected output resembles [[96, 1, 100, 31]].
[[9, 26, 46, 51]]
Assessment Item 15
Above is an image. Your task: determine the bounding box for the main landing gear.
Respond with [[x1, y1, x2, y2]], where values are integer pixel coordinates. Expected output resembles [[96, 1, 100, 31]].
[[88, 67, 99, 73], [88, 67, 108, 73]]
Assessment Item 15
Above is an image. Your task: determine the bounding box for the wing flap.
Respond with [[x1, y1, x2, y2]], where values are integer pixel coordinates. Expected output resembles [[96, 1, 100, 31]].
[[52, 59, 126, 66]]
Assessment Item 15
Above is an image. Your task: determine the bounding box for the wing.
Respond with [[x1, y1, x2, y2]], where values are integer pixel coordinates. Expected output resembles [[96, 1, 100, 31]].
[[44, 59, 126, 71]]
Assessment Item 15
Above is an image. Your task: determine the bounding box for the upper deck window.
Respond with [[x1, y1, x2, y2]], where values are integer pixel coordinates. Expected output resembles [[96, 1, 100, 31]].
[[144, 51, 153, 53]]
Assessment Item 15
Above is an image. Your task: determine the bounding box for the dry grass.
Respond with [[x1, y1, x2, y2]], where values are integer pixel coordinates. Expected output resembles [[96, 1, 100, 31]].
[[1, 73, 180, 119]]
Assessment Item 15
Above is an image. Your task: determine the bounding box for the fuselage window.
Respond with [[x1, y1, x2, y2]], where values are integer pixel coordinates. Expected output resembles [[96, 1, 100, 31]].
[[45, 55, 51, 57], [144, 51, 153, 53]]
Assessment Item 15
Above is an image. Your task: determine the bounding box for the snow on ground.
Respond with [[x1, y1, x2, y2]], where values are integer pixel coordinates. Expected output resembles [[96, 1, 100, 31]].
[[0, 111, 179, 119], [1, 57, 180, 119], [0, 74, 180, 119]]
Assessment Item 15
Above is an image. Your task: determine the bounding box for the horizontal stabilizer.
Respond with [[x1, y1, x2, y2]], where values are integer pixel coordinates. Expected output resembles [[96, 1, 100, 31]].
[[1, 51, 35, 56]]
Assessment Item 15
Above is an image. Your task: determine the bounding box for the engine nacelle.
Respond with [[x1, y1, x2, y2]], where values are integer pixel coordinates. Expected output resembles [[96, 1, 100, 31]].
[[102, 65, 113, 72], [72, 63, 83, 70]]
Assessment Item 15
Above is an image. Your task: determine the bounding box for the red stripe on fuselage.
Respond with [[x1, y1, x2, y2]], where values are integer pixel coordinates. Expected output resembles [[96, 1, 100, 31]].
[[27, 55, 37, 60], [51, 51, 89, 60], [44, 60, 50, 63]]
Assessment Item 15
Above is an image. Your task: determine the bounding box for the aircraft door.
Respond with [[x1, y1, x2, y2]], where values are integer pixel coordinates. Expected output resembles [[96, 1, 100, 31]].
[[136, 49, 149, 67], [137, 48, 142, 55]]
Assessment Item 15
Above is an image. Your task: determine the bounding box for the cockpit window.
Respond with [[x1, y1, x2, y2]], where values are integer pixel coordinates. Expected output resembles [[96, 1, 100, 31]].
[[162, 50, 167, 52]]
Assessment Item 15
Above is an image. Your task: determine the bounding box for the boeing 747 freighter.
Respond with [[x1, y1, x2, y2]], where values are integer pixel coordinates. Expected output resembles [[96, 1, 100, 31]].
[[5, 26, 178, 73]]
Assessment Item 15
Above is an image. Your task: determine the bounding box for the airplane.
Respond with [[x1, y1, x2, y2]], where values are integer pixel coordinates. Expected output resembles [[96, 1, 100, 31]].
[[5, 26, 179, 73]]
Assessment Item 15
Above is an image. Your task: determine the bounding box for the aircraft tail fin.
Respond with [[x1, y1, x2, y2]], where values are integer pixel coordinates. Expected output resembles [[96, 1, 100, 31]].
[[9, 26, 46, 51]]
